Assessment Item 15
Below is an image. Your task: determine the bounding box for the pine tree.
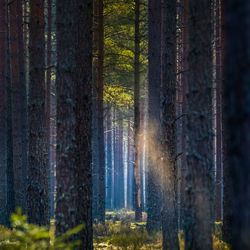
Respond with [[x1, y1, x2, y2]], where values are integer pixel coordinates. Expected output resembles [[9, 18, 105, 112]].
[[56, 0, 93, 248]]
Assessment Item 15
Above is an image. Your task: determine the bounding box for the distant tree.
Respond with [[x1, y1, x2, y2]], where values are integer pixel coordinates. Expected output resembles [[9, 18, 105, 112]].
[[184, 0, 214, 249], [55, 0, 93, 248], [223, 0, 250, 249], [106, 107, 112, 210], [27, 0, 49, 225], [146, 0, 162, 233]]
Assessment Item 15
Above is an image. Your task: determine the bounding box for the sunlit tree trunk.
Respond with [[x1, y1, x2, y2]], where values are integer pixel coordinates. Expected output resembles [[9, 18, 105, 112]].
[[106, 107, 112, 210], [223, 0, 250, 249], [184, 0, 214, 249], [146, 0, 162, 233], [127, 119, 133, 210], [27, 0, 48, 225], [118, 112, 124, 208]]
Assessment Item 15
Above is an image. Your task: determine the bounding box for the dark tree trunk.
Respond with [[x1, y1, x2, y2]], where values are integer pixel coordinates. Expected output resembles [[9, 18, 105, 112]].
[[46, 0, 54, 219], [92, 0, 99, 221], [223, 0, 250, 249], [106, 107, 112, 210], [5, 1, 15, 224], [179, 0, 189, 230], [184, 0, 214, 249], [161, 0, 179, 249], [9, 0, 28, 213], [134, 0, 142, 221], [97, 0, 105, 224], [0, 0, 8, 225], [214, 0, 223, 222], [56, 1, 93, 248], [146, 0, 162, 233], [27, 0, 48, 225]]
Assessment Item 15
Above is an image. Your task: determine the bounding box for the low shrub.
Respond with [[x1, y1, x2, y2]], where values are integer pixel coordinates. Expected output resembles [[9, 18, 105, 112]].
[[0, 208, 83, 250]]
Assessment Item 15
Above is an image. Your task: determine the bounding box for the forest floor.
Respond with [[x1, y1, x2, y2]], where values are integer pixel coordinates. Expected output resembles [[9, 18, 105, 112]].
[[93, 210, 229, 250]]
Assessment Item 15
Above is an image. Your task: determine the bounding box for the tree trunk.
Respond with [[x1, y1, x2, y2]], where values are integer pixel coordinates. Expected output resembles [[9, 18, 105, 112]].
[[9, 0, 28, 213], [127, 119, 133, 210], [92, 0, 99, 221], [223, 0, 250, 249], [214, 0, 223, 222], [134, 0, 142, 221], [184, 0, 214, 249], [106, 107, 112, 210], [56, 1, 93, 248], [179, 0, 189, 230], [0, 0, 8, 225], [161, 0, 179, 249], [146, 0, 162, 233], [46, 0, 53, 219], [97, 0, 105, 224], [118, 112, 124, 208]]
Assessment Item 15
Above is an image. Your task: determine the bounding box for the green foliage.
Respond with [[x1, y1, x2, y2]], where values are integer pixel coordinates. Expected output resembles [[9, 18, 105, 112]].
[[94, 217, 161, 249], [104, 85, 134, 110], [0, 208, 84, 250]]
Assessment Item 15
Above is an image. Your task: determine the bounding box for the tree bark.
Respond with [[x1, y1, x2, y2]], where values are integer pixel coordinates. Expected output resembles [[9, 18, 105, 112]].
[[9, 0, 28, 213], [161, 0, 179, 249], [56, 1, 93, 248], [223, 0, 250, 249], [27, 0, 48, 225], [0, 0, 8, 225], [184, 0, 214, 249], [97, 0, 105, 224], [146, 0, 162, 233], [214, 0, 223, 222], [134, 0, 142, 221]]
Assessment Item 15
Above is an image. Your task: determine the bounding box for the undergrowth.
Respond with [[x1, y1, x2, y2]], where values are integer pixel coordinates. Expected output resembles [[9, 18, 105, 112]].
[[0, 208, 83, 250]]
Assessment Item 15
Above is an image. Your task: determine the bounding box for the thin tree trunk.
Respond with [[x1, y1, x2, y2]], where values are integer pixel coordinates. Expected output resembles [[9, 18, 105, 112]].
[[0, 0, 8, 225], [179, 0, 189, 230], [161, 0, 179, 249], [92, 0, 99, 221], [46, 0, 53, 219], [147, 0, 162, 233], [127, 119, 132, 210], [134, 0, 142, 221], [5, 1, 15, 224], [184, 0, 214, 249], [97, 0, 105, 224], [106, 107, 112, 210], [214, 0, 223, 222], [56, 1, 93, 248], [223, 0, 250, 249], [118, 112, 124, 208]]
